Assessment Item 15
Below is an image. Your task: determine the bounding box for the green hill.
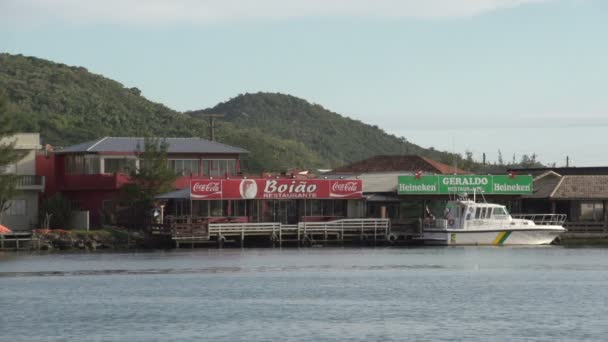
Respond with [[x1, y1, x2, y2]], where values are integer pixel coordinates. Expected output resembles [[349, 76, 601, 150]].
[[0, 53, 467, 172], [189, 92, 458, 168], [0, 53, 322, 171]]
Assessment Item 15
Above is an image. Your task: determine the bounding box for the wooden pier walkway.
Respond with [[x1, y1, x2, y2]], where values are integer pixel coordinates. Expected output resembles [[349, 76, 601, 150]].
[[164, 218, 393, 248], [0, 232, 40, 251]]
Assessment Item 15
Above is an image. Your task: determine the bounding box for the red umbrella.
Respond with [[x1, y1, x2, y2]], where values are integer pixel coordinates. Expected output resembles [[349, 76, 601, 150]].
[[0, 224, 12, 234]]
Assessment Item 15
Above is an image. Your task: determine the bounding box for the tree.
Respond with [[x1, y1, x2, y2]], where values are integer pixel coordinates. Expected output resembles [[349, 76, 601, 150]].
[[0, 93, 26, 224], [497, 150, 504, 165], [122, 137, 177, 207], [39, 193, 73, 229]]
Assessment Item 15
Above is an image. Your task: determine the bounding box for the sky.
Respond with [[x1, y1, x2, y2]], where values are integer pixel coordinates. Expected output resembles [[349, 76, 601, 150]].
[[1, 0, 607, 166]]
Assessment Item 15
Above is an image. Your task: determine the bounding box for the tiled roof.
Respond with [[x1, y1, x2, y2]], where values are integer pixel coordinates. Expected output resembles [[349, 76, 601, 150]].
[[551, 175, 608, 199], [56, 137, 248, 154], [524, 172, 563, 199], [524, 174, 608, 199], [329, 155, 468, 174]]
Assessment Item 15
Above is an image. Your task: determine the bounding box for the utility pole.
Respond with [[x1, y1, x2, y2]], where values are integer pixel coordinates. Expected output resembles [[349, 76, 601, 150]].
[[200, 114, 224, 141]]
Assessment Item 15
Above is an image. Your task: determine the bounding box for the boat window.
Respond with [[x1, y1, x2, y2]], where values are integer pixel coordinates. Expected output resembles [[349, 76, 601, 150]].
[[492, 207, 508, 216], [474, 207, 481, 219], [480, 207, 487, 219], [466, 207, 473, 220], [486, 208, 492, 219]]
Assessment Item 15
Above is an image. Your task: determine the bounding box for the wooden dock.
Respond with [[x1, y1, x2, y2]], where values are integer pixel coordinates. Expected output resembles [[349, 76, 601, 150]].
[[0, 232, 40, 251], [167, 218, 392, 248]]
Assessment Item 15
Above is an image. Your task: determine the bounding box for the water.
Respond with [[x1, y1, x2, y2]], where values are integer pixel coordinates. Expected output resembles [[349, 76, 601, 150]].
[[1, 247, 608, 342]]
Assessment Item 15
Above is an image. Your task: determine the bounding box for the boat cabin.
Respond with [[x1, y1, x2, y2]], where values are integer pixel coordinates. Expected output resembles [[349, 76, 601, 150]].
[[435, 200, 512, 230]]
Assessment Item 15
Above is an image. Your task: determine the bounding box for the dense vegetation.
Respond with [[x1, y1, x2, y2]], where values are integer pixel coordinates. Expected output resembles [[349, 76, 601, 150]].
[[0, 53, 323, 171], [0, 53, 542, 172], [0, 91, 28, 221], [189, 93, 463, 168]]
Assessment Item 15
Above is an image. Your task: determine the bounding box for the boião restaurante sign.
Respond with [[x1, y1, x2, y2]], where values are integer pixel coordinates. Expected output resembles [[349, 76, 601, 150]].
[[190, 179, 362, 200]]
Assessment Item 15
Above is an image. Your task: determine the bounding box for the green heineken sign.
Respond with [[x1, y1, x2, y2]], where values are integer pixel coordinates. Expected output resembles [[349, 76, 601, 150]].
[[397, 175, 533, 195]]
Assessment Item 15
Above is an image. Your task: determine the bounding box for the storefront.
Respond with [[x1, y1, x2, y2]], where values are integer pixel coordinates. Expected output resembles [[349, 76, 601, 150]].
[[361, 174, 534, 228], [161, 177, 364, 224]]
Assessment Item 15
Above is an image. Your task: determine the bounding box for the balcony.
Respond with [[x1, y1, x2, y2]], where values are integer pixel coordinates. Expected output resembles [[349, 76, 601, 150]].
[[59, 173, 132, 191], [15, 175, 45, 191]]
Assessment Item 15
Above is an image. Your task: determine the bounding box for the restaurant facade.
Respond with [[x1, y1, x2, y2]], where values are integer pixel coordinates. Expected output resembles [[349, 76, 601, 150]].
[[158, 177, 365, 225]]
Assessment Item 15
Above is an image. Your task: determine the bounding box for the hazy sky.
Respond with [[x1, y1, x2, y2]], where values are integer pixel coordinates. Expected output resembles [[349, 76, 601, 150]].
[[2, 0, 607, 166]]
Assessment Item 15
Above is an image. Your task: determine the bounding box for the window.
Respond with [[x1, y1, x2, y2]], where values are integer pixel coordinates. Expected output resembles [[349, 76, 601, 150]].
[[202, 159, 237, 176], [580, 202, 603, 221], [66, 155, 101, 174], [4, 199, 26, 216], [66, 155, 85, 174], [210, 200, 224, 217], [228, 200, 247, 217], [492, 207, 508, 217], [104, 158, 136, 174], [475, 208, 482, 219], [169, 159, 199, 176], [173, 199, 190, 216], [84, 156, 101, 174]]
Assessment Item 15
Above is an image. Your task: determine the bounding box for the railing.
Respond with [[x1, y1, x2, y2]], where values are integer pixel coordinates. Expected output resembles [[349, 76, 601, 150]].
[[563, 221, 607, 234], [209, 222, 281, 235], [179, 218, 391, 244], [15, 175, 44, 189], [167, 216, 209, 239], [511, 214, 567, 226], [301, 218, 390, 236]]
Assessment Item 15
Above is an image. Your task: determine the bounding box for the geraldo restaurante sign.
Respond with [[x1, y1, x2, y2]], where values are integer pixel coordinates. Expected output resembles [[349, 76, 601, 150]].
[[397, 175, 533, 195]]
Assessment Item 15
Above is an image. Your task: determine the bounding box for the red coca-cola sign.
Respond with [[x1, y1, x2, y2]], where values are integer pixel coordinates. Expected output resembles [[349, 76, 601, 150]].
[[190, 179, 362, 200], [190, 181, 222, 199], [330, 181, 361, 198]]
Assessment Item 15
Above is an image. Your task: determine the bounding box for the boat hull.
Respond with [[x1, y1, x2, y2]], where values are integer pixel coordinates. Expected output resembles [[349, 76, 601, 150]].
[[423, 228, 565, 246]]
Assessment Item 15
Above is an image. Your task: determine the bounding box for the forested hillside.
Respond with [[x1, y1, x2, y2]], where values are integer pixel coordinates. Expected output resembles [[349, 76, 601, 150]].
[[0, 53, 323, 171], [1, 53, 519, 172], [191, 93, 460, 168]]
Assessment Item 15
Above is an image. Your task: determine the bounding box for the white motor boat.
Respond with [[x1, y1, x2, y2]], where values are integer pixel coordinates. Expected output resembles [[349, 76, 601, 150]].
[[422, 198, 566, 246]]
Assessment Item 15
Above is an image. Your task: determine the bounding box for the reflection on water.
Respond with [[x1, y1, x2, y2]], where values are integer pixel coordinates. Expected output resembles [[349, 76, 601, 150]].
[[1, 247, 608, 342]]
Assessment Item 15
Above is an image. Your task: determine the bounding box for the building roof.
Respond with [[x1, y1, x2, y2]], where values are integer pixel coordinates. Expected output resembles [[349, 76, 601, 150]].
[[524, 173, 608, 200], [551, 176, 608, 199], [525, 171, 563, 199], [512, 166, 608, 176], [56, 137, 249, 155], [329, 155, 468, 175]]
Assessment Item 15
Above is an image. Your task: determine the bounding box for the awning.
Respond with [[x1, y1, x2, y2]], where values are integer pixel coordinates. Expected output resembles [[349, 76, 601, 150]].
[[0, 224, 13, 234], [365, 194, 401, 202], [155, 188, 189, 200]]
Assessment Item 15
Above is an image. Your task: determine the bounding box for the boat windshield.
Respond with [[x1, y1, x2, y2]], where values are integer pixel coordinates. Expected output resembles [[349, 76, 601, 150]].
[[492, 207, 509, 216]]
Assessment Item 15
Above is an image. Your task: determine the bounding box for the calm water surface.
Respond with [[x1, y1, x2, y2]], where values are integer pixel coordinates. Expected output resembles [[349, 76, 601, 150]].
[[1, 247, 608, 341]]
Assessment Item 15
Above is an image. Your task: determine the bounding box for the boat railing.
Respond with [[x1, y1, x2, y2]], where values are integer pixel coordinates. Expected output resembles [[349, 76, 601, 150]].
[[511, 214, 567, 226]]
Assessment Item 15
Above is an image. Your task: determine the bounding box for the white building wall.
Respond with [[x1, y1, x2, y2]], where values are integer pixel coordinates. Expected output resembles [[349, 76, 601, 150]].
[[0, 133, 42, 231]]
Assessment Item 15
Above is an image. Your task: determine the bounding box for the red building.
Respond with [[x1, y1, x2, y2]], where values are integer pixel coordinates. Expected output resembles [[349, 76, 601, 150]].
[[38, 137, 248, 227]]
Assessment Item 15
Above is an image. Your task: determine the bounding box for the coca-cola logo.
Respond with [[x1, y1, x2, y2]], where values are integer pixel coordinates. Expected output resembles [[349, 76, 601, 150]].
[[330, 181, 361, 198], [192, 182, 221, 192], [331, 181, 359, 192]]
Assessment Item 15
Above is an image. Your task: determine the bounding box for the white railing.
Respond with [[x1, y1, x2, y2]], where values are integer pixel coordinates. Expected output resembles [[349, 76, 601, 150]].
[[206, 219, 390, 238], [209, 222, 281, 235], [511, 214, 567, 226], [300, 218, 390, 235]]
